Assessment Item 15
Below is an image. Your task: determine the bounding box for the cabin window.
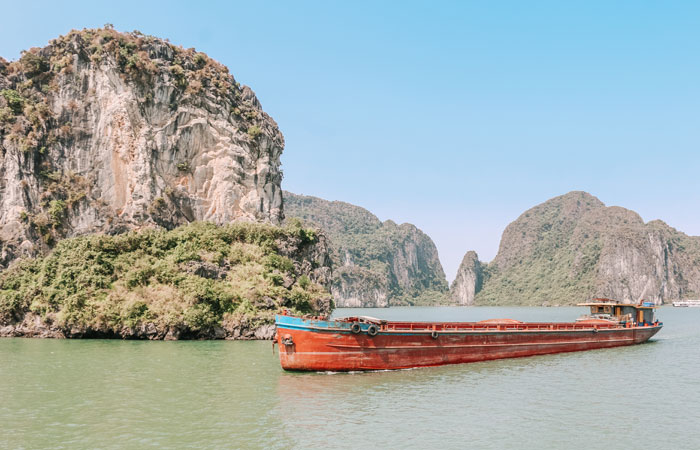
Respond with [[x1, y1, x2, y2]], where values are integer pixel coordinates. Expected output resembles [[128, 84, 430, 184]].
[[603, 306, 611, 314]]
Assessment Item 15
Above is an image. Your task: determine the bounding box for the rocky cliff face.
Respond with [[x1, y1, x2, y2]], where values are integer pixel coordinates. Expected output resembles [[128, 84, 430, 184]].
[[284, 192, 449, 306], [0, 27, 283, 269], [450, 251, 482, 305], [460, 191, 700, 305]]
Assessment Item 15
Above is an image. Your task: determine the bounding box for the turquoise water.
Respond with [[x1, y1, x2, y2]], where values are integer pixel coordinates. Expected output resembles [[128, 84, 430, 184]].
[[1, 307, 698, 449]]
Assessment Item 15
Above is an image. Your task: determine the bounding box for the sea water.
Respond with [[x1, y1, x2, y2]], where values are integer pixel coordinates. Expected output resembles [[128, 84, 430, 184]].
[[1, 307, 698, 450]]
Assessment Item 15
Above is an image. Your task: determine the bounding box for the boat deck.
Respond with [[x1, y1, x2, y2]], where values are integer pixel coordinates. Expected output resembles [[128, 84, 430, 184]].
[[332, 316, 633, 332], [377, 320, 624, 332]]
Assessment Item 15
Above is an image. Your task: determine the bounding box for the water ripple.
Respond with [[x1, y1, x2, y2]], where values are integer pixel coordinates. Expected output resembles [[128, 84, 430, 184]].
[[1, 307, 698, 449]]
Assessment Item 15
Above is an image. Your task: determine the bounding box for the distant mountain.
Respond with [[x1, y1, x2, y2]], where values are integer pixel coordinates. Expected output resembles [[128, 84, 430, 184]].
[[451, 191, 700, 305], [284, 192, 449, 307]]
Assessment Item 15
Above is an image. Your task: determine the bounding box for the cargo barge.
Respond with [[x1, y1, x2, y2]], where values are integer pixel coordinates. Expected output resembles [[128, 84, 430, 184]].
[[274, 299, 662, 371]]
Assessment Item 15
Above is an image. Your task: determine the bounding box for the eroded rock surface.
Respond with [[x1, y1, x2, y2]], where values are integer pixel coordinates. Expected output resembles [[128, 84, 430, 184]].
[[0, 27, 283, 269], [450, 251, 482, 305]]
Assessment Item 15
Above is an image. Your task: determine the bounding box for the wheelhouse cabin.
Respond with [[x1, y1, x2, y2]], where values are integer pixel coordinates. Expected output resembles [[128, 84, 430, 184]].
[[577, 298, 657, 326]]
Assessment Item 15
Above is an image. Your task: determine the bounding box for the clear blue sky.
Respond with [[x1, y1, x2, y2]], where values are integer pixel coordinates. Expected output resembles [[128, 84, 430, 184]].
[[2, 1, 699, 281]]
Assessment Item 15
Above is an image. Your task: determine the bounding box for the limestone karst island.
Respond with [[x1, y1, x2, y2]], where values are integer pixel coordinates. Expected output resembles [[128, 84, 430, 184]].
[[1, 27, 698, 342]]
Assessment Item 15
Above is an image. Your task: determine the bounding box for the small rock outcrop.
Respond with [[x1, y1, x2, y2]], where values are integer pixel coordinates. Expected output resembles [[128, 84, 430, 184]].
[[470, 191, 700, 305], [0, 27, 283, 269], [450, 251, 482, 305], [284, 192, 449, 307]]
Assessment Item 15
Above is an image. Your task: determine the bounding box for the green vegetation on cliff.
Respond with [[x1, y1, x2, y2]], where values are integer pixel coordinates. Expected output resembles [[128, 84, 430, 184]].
[[0, 24, 251, 160], [475, 192, 604, 305], [284, 192, 449, 306], [0, 221, 331, 338]]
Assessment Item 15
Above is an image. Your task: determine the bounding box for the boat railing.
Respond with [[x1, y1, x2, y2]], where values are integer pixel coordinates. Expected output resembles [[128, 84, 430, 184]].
[[380, 321, 625, 332]]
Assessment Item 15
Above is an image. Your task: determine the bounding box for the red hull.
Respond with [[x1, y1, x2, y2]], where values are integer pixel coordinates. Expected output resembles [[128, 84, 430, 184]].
[[275, 316, 661, 371]]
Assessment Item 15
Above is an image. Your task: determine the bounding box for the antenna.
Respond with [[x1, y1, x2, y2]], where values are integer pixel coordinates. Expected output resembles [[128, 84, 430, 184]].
[[637, 279, 651, 305]]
